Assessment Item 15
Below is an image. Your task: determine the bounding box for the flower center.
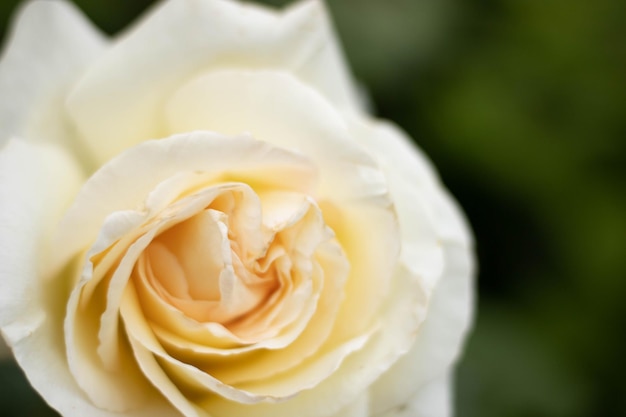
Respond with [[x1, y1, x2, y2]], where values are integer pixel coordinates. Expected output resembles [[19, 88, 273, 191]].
[[131, 185, 337, 345]]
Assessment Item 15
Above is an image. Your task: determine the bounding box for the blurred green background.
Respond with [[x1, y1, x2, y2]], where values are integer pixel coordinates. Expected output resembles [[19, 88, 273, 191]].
[[1, 0, 625, 416]]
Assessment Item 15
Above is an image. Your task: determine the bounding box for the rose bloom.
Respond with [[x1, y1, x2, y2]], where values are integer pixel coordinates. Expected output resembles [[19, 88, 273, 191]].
[[0, 1, 474, 416]]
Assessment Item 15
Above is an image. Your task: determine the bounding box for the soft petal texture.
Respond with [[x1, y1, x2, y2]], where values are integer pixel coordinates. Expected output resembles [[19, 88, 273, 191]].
[[51, 131, 319, 275], [0, 0, 105, 152], [53, 132, 404, 416], [345, 114, 472, 290], [330, 392, 369, 417], [67, 0, 361, 164], [202, 264, 425, 417], [0, 139, 83, 327], [0, 140, 172, 416], [63, 180, 350, 412], [370, 243, 474, 415], [344, 115, 474, 416], [166, 70, 386, 202], [375, 373, 451, 417]]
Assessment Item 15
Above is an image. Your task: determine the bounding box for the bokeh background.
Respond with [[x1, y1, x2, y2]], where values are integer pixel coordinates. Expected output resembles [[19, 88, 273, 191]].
[[1, 0, 625, 416]]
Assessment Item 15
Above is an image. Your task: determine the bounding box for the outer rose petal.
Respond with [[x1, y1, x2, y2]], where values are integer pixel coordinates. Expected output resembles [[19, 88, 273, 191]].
[[67, 0, 362, 164], [376, 373, 452, 417], [0, 141, 172, 416], [0, 140, 83, 328], [370, 244, 474, 415], [345, 115, 472, 290], [346, 115, 474, 415], [330, 392, 369, 417], [0, 0, 105, 151]]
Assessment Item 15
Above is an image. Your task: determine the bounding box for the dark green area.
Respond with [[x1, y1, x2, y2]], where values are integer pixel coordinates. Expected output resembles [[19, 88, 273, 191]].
[[1, 0, 625, 416]]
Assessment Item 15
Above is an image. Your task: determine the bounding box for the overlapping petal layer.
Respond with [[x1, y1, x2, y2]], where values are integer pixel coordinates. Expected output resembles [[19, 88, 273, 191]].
[[53, 132, 407, 416], [67, 0, 361, 165]]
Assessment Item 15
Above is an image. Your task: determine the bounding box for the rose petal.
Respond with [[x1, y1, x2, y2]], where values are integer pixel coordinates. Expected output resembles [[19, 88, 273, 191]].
[[343, 112, 475, 416], [330, 392, 369, 417], [2, 304, 176, 417], [165, 70, 401, 339], [67, 0, 361, 164], [0, 141, 172, 416], [121, 283, 283, 409], [202, 264, 425, 417], [374, 373, 452, 417], [51, 132, 318, 275], [204, 239, 349, 385], [0, 139, 83, 327], [65, 205, 186, 410], [346, 115, 472, 292], [126, 333, 207, 417], [166, 69, 386, 204], [0, 0, 105, 153], [65, 183, 273, 408], [370, 243, 474, 415]]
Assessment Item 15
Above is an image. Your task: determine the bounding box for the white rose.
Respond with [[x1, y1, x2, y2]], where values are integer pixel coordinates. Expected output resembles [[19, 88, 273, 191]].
[[0, 1, 474, 417]]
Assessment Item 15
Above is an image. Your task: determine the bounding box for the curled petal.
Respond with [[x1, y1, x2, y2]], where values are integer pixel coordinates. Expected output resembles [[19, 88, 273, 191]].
[[0, 141, 175, 416], [203, 264, 425, 417], [51, 131, 318, 275]]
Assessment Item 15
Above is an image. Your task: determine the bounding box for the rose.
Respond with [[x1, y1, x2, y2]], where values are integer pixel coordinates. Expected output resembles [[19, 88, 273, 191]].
[[0, 0, 474, 416], [0, 1, 475, 416]]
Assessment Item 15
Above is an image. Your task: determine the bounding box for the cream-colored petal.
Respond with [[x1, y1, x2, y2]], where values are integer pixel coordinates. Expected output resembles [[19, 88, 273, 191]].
[[344, 112, 474, 417], [320, 201, 399, 345], [206, 240, 348, 385], [0, 0, 105, 154], [127, 333, 209, 417], [51, 132, 317, 275], [65, 183, 252, 409], [346, 115, 472, 291], [330, 392, 369, 417], [2, 305, 176, 417], [0, 140, 173, 416], [135, 259, 256, 349], [203, 264, 425, 417], [121, 283, 286, 406], [69, 182, 263, 374], [374, 373, 452, 417], [166, 70, 386, 203], [65, 212, 168, 411], [0, 139, 83, 327], [65, 280, 157, 411], [370, 243, 474, 415], [236, 330, 372, 397], [166, 71, 398, 346], [67, 0, 361, 164]]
